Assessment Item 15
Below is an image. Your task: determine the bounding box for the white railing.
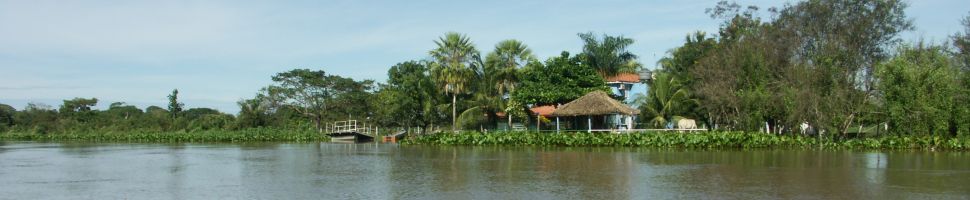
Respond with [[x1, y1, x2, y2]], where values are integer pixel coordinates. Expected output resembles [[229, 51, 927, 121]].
[[329, 120, 380, 136]]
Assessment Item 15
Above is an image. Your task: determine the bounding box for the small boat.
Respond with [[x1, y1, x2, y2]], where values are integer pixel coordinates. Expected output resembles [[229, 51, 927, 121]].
[[381, 131, 407, 143]]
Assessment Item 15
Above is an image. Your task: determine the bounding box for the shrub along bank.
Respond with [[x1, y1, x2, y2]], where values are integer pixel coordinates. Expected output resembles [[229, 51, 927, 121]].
[[0, 128, 328, 143], [401, 131, 969, 150]]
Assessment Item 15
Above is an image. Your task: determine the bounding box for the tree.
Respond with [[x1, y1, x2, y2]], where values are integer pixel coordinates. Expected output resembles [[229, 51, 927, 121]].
[[640, 72, 698, 128], [268, 69, 333, 132], [322, 76, 374, 121], [380, 61, 443, 132], [236, 94, 273, 128], [577, 32, 640, 77], [59, 97, 98, 123], [107, 102, 142, 120], [657, 32, 717, 86], [182, 108, 222, 121], [955, 13, 970, 69], [876, 44, 958, 136], [954, 13, 970, 136], [681, 0, 912, 135], [268, 69, 373, 132], [513, 52, 609, 106], [15, 103, 58, 133], [0, 103, 15, 130], [772, 0, 913, 136], [485, 39, 536, 128], [189, 113, 234, 131], [167, 89, 183, 119], [429, 32, 479, 132]]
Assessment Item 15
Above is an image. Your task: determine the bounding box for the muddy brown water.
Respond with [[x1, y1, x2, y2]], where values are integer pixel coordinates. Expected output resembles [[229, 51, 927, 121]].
[[1, 141, 968, 199]]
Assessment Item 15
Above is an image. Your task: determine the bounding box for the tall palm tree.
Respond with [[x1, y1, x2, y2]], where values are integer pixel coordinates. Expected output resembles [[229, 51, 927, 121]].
[[641, 72, 698, 128], [429, 32, 479, 132], [577, 32, 640, 77], [485, 40, 535, 129]]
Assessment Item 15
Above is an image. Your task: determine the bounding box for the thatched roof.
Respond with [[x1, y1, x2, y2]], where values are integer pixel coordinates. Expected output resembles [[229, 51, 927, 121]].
[[550, 91, 639, 117]]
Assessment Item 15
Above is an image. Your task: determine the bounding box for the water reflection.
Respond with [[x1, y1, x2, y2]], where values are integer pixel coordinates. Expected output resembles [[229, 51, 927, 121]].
[[0, 142, 967, 199], [385, 146, 635, 199]]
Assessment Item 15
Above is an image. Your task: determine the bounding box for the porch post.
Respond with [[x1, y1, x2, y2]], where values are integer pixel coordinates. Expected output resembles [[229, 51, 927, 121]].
[[556, 117, 560, 133], [626, 115, 633, 130], [587, 116, 592, 133]]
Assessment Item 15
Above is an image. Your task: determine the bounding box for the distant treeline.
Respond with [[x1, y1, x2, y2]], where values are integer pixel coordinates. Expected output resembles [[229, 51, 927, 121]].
[[2, 0, 970, 138]]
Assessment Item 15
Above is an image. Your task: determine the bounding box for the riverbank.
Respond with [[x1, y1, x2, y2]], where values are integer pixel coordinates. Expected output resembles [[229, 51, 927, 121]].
[[402, 131, 970, 150], [0, 128, 329, 142]]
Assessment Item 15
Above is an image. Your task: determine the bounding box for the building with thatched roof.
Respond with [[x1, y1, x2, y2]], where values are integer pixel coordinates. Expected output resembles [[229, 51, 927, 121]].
[[550, 90, 639, 132]]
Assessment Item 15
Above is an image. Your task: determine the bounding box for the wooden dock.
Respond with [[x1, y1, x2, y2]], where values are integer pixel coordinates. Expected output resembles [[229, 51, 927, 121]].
[[326, 120, 377, 143]]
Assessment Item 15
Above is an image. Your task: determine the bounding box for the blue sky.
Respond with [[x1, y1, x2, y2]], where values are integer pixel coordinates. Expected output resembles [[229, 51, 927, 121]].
[[1, 0, 968, 114]]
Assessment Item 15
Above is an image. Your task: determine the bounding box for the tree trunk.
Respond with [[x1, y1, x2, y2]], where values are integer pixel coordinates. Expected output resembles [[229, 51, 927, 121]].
[[314, 115, 322, 133], [508, 97, 513, 131], [452, 94, 457, 132]]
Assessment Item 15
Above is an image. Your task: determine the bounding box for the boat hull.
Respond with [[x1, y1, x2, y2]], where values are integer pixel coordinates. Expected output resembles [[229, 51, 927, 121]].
[[327, 132, 373, 143]]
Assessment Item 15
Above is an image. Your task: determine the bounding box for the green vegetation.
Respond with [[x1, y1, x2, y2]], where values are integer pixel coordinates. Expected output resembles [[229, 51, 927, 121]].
[[0, 128, 327, 143], [3, 0, 970, 145], [403, 132, 969, 150], [513, 52, 609, 106], [642, 0, 970, 138]]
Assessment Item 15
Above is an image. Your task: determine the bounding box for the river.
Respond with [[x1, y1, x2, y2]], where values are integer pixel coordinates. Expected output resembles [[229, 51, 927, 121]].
[[0, 141, 967, 199]]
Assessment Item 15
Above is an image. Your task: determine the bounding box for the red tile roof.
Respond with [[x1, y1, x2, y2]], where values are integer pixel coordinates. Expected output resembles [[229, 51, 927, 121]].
[[530, 105, 557, 116], [496, 105, 558, 117], [605, 73, 640, 83]]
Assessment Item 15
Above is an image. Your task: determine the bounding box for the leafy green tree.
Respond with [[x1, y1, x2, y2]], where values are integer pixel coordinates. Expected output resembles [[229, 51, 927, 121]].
[[59, 97, 98, 123], [167, 89, 183, 119], [956, 13, 970, 69], [14, 103, 58, 133], [0, 103, 15, 130], [513, 52, 608, 106], [144, 106, 171, 130], [876, 44, 958, 136], [429, 32, 479, 132], [379, 61, 443, 132], [773, 0, 913, 136], [640, 72, 698, 128], [102, 102, 143, 130], [189, 113, 234, 131], [107, 102, 142, 120], [577, 32, 640, 77], [485, 39, 535, 128], [267, 69, 373, 132], [657, 32, 717, 86], [268, 69, 333, 132], [954, 13, 970, 136], [145, 106, 168, 114], [322, 77, 374, 121], [681, 0, 912, 135], [236, 94, 273, 128], [164, 106, 233, 131]]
